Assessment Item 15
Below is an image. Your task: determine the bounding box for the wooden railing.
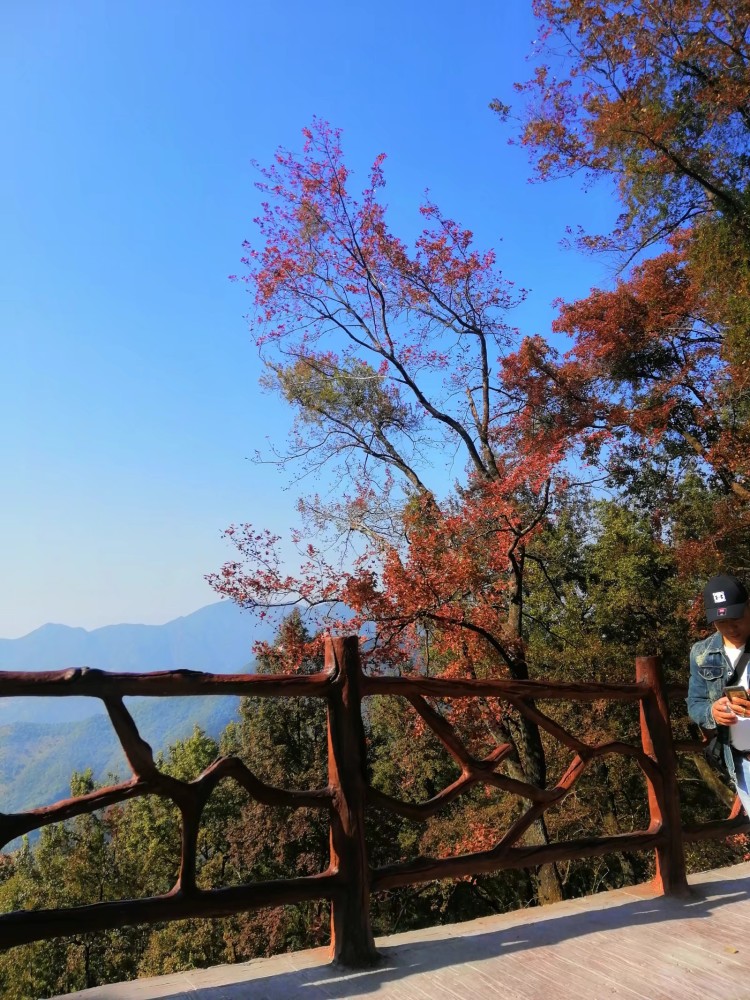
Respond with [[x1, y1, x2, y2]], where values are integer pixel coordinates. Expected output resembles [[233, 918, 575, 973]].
[[0, 638, 747, 966]]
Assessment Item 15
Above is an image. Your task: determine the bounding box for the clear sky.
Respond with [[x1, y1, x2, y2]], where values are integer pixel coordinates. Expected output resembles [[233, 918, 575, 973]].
[[1, 1, 619, 639]]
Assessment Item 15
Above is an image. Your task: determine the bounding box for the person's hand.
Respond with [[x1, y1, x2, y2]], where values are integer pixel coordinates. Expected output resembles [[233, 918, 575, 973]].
[[729, 693, 750, 718], [712, 696, 740, 725]]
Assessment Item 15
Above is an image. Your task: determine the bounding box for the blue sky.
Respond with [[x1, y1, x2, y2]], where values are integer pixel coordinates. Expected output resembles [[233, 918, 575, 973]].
[[1, 1, 619, 638]]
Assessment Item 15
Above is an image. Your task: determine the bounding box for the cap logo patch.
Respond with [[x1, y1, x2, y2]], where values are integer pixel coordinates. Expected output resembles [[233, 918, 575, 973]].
[[713, 591, 727, 603], [718, 607, 727, 617]]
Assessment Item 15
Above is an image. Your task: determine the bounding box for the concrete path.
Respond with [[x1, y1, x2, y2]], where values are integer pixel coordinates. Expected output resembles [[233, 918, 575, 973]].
[[51, 862, 750, 1000]]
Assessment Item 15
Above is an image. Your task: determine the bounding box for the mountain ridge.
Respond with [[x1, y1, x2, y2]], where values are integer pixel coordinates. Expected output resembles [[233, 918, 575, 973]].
[[0, 601, 264, 674]]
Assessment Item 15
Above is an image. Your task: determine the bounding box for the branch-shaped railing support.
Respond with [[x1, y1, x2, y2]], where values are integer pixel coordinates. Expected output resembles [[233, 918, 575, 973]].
[[636, 655, 689, 896]]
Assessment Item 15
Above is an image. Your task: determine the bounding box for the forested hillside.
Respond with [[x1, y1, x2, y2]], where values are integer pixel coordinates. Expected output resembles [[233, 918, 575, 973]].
[[0, 697, 240, 816]]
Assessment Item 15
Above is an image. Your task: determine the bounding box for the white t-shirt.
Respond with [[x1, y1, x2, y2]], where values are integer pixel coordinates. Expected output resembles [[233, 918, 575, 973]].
[[727, 643, 750, 751]]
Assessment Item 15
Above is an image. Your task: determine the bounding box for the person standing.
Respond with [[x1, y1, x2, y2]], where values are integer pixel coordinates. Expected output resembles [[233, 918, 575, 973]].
[[687, 573, 750, 814]]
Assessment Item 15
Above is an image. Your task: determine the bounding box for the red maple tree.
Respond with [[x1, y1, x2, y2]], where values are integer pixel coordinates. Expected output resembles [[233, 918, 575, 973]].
[[507, 0, 750, 252]]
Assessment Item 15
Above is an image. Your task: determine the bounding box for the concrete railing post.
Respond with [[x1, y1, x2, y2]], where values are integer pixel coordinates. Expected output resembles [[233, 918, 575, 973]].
[[636, 654, 689, 896], [326, 636, 379, 966]]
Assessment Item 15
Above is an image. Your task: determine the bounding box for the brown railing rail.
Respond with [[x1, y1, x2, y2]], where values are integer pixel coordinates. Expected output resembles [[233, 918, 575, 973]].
[[0, 637, 747, 966]]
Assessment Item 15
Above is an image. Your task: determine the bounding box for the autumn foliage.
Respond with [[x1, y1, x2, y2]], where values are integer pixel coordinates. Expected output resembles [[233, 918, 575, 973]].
[[511, 0, 750, 251], [214, 120, 572, 688]]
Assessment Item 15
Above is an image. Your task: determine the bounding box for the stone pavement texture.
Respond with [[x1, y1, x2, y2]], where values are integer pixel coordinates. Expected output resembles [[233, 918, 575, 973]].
[[50, 862, 750, 1000]]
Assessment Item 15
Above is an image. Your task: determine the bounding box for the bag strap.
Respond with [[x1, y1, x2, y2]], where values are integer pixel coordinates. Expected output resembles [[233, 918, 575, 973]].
[[717, 646, 750, 746], [727, 646, 750, 686]]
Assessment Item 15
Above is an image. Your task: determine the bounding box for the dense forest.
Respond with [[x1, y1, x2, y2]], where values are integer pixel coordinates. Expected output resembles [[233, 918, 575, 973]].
[[4, 1, 750, 996]]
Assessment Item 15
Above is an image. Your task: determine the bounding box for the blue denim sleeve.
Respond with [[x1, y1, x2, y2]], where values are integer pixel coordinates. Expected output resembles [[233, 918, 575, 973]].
[[687, 641, 717, 730]]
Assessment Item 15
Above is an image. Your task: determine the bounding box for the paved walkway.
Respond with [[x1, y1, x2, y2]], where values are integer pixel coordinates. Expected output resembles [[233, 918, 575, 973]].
[[53, 862, 750, 1000]]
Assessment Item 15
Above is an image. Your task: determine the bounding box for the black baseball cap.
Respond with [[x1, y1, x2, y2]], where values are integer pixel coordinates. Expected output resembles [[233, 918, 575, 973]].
[[703, 573, 749, 622]]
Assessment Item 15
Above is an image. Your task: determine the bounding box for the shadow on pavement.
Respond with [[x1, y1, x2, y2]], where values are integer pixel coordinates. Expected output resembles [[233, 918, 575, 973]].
[[147, 874, 750, 999]]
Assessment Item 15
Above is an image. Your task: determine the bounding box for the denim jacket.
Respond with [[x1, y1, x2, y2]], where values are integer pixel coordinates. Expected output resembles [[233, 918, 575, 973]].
[[687, 630, 738, 784]]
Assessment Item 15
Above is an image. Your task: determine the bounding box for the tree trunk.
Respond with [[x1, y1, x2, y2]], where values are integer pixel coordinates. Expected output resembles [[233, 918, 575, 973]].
[[692, 754, 736, 808], [504, 748, 563, 904], [597, 760, 638, 885], [504, 545, 564, 903]]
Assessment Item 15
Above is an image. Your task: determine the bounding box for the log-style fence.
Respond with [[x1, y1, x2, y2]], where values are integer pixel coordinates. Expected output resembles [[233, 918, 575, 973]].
[[0, 637, 747, 966]]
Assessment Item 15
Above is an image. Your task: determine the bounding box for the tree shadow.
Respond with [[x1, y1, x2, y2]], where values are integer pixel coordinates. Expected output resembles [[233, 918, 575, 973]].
[[139, 873, 750, 999]]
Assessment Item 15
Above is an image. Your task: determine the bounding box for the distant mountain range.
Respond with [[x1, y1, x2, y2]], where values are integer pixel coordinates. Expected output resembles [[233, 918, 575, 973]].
[[0, 600, 274, 725], [0, 601, 279, 821], [0, 599, 263, 674]]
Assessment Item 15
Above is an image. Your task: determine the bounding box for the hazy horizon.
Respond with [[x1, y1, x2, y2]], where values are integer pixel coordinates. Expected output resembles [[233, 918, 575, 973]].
[[0, 598, 233, 642]]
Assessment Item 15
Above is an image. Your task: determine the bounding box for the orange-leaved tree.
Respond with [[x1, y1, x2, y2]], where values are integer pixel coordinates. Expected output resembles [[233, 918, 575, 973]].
[[209, 120, 587, 901], [499, 233, 750, 600], [495, 0, 750, 603], [505, 0, 750, 254]]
